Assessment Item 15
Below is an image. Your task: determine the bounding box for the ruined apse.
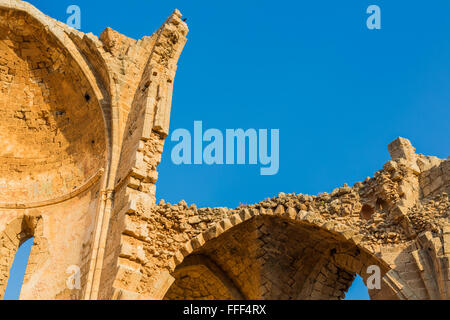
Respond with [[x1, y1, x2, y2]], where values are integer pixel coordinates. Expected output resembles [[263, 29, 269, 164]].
[[0, 0, 449, 301]]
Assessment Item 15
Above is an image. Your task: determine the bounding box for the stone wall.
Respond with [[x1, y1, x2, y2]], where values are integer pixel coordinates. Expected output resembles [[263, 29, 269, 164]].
[[117, 138, 449, 300], [0, 0, 188, 300]]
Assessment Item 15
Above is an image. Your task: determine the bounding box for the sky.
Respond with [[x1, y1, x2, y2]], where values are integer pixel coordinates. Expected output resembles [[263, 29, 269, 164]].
[[4, 0, 450, 300], [4, 238, 33, 300]]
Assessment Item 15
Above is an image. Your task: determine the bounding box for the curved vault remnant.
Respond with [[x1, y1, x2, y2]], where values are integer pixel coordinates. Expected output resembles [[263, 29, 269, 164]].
[[0, 1, 448, 300]]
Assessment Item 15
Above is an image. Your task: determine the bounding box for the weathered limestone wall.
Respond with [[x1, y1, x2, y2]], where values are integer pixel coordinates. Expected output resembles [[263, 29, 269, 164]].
[[118, 138, 449, 300], [0, 0, 109, 300], [0, 0, 448, 300], [95, 12, 188, 301], [0, 0, 188, 300]]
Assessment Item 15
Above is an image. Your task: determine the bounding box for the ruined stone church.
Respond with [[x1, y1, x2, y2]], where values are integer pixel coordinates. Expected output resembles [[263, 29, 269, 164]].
[[0, 0, 448, 300]]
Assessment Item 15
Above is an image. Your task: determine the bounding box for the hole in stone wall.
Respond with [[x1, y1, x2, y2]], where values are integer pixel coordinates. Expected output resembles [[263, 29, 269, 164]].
[[3, 237, 34, 300], [360, 204, 374, 220], [84, 93, 91, 102]]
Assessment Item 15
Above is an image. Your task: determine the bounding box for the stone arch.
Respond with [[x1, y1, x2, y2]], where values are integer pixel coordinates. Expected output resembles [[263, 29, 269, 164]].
[[0, 1, 112, 300], [163, 209, 397, 300], [0, 3, 108, 205]]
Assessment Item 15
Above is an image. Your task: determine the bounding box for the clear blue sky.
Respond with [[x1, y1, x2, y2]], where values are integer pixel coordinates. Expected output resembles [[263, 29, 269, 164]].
[[5, 0, 450, 300]]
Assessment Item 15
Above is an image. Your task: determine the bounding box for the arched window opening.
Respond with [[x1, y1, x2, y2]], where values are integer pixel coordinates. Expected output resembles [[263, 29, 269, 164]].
[[344, 275, 370, 300], [3, 237, 34, 300]]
